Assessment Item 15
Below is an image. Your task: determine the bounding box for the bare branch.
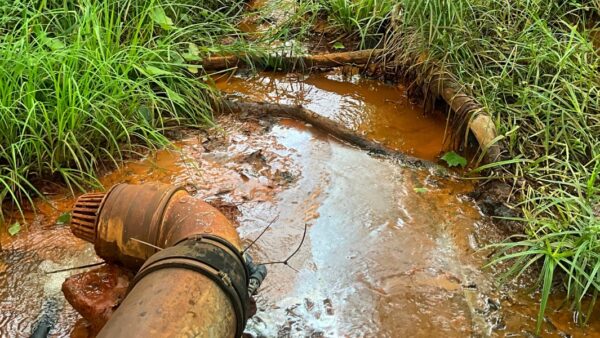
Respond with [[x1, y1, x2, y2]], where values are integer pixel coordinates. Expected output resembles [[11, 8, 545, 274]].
[[242, 215, 279, 255], [260, 223, 308, 272], [46, 261, 106, 274]]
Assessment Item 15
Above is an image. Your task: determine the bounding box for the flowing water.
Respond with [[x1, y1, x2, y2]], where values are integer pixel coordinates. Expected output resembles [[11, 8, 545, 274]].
[[1, 70, 599, 337], [216, 70, 451, 161]]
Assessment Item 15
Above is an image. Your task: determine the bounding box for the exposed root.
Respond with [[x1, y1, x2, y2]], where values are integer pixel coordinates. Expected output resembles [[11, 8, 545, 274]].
[[221, 97, 433, 168], [428, 74, 502, 163]]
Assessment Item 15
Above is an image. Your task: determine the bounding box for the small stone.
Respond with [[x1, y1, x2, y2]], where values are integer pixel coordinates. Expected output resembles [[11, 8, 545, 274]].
[[62, 264, 133, 336]]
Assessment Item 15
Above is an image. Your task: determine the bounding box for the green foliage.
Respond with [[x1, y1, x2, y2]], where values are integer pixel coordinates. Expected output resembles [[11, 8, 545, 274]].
[[247, 0, 320, 58], [56, 212, 71, 225], [386, 0, 600, 332], [413, 187, 429, 193], [320, 0, 393, 48], [150, 6, 175, 30], [332, 41, 345, 50], [8, 222, 20, 236], [0, 0, 251, 221], [441, 151, 467, 168]]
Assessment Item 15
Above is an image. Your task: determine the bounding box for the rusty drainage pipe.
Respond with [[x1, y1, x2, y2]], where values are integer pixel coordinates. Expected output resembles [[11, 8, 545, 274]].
[[71, 183, 251, 337]]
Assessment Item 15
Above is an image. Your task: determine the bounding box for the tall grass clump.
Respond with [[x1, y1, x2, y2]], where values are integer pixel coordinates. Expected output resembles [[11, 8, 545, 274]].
[[386, 0, 600, 332], [319, 0, 393, 47], [246, 0, 321, 55], [0, 0, 248, 220]]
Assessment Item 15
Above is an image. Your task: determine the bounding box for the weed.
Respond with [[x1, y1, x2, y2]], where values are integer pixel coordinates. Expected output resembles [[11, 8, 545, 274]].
[[385, 0, 600, 331], [251, 0, 392, 50], [320, 0, 393, 48], [0, 0, 249, 220]]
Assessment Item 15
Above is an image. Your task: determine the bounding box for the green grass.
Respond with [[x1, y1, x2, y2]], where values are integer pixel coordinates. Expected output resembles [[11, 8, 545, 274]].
[[1, 0, 598, 332], [250, 0, 600, 330], [245, 0, 316, 55], [247, 0, 392, 51], [319, 0, 393, 48], [0, 0, 250, 220], [384, 0, 600, 332]]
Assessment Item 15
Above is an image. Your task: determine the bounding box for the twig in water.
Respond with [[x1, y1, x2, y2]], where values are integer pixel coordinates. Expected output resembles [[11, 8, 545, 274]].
[[131, 237, 163, 251], [284, 264, 300, 273], [260, 223, 308, 272], [242, 215, 279, 255], [46, 261, 106, 274]]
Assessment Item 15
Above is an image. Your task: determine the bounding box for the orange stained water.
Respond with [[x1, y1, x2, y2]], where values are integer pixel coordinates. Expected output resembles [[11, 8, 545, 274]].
[[216, 70, 451, 161], [1, 72, 600, 337]]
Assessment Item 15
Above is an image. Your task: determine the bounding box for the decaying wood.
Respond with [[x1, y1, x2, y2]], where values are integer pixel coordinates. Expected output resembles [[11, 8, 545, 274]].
[[201, 49, 385, 71], [221, 97, 432, 168], [428, 74, 501, 162], [204, 48, 501, 163]]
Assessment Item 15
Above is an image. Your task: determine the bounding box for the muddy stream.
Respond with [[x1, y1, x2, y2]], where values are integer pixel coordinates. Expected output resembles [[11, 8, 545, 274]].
[[1, 70, 599, 337]]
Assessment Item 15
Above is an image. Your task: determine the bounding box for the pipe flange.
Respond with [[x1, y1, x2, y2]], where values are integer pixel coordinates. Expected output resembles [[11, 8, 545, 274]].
[[132, 236, 249, 338]]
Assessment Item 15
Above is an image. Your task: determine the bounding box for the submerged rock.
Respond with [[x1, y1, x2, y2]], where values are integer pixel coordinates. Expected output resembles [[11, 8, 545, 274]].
[[62, 264, 133, 337]]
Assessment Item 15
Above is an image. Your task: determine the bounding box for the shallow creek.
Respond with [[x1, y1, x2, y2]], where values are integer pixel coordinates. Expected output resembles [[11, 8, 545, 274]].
[[216, 70, 451, 161], [1, 70, 599, 337]]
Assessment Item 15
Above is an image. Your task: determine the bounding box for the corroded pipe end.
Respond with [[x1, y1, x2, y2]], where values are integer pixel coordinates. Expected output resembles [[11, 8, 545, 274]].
[[71, 192, 106, 243], [70, 182, 243, 271]]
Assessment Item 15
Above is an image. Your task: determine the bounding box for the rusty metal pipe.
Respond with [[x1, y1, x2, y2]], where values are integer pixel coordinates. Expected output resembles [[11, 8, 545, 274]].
[[72, 183, 242, 270], [71, 183, 250, 338], [98, 267, 236, 337]]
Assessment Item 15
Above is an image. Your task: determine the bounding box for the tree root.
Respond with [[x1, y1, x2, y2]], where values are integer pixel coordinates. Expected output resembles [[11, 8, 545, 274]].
[[428, 74, 502, 163], [220, 97, 434, 168]]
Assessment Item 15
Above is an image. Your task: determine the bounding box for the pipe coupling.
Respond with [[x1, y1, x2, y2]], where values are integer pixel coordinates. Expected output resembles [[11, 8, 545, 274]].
[[132, 236, 250, 337]]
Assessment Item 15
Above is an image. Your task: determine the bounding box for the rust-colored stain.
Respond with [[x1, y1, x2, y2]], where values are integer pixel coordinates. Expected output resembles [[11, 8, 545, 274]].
[[99, 268, 236, 338], [69, 182, 246, 337], [72, 182, 243, 270], [62, 264, 133, 337], [1, 72, 599, 337], [160, 192, 241, 248], [215, 70, 452, 161]]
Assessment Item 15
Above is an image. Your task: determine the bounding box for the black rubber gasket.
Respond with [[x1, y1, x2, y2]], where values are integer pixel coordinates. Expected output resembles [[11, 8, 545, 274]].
[[132, 236, 249, 338]]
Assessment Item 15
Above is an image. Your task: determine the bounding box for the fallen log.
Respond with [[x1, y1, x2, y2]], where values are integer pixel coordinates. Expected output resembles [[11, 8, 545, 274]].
[[202, 49, 501, 163], [428, 74, 501, 163], [221, 97, 433, 168], [201, 49, 384, 71]]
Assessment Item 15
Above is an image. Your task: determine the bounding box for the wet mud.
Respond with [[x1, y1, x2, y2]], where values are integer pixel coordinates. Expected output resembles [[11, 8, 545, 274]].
[[1, 72, 599, 337]]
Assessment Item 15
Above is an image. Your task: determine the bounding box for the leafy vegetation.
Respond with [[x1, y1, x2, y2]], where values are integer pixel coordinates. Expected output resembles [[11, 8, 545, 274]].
[[247, 2, 600, 328], [441, 151, 467, 168], [0, 0, 249, 220], [384, 0, 600, 332], [247, 0, 392, 50], [318, 0, 393, 47], [7, 222, 20, 236], [1, 0, 598, 332]]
